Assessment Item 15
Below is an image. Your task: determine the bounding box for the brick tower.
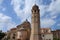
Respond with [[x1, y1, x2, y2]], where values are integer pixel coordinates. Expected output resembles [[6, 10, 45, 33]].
[[30, 4, 41, 40]]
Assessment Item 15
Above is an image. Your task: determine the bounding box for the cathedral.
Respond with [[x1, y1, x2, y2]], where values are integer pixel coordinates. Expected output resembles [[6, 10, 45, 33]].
[[2, 4, 53, 40]]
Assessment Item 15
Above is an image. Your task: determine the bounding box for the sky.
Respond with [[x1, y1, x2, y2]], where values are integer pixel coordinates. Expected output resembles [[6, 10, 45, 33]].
[[0, 0, 60, 32]]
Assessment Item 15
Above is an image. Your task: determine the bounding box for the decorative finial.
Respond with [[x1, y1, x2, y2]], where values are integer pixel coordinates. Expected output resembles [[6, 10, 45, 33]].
[[26, 19, 28, 22]]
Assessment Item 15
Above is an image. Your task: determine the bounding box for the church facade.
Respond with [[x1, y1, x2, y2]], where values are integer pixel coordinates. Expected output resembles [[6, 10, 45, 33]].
[[2, 4, 53, 40]]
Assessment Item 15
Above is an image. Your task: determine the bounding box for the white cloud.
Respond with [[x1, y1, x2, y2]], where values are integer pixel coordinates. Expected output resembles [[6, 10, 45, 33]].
[[0, 0, 6, 11], [40, 0, 60, 28], [11, 0, 34, 23], [57, 24, 60, 26], [48, 0, 60, 14], [0, 13, 16, 32], [0, 0, 3, 5], [41, 18, 55, 28], [0, 6, 6, 12], [2, 7, 6, 11], [11, 0, 47, 23], [11, 0, 60, 29], [51, 15, 57, 19]]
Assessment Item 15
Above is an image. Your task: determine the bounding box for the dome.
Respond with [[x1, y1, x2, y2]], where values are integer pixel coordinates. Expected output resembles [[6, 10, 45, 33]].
[[32, 4, 39, 10], [23, 19, 30, 24], [17, 19, 31, 28]]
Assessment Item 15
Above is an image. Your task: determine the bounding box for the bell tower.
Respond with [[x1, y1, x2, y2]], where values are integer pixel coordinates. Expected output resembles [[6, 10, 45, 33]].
[[30, 4, 41, 40]]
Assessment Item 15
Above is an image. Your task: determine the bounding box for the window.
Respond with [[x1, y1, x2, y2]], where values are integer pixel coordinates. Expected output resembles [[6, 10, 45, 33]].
[[45, 30, 47, 33], [42, 35, 44, 37], [18, 39, 21, 40], [35, 10, 36, 12], [13, 36, 15, 39], [13, 34, 15, 39], [49, 39, 51, 40]]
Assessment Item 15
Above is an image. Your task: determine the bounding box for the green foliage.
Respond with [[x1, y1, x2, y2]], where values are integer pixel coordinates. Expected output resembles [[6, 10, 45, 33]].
[[53, 38, 60, 40], [0, 32, 6, 40]]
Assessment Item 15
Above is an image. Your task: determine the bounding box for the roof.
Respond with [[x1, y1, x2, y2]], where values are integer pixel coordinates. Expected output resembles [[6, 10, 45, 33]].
[[52, 29, 60, 32], [40, 28, 51, 30], [17, 19, 31, 28], [40, 28, 52, 34], [10, 28, 16, 31], [32, 4, 39, 10]]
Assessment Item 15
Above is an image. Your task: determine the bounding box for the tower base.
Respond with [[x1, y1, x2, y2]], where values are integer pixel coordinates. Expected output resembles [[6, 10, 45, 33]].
[[30, 34, 42, 40]]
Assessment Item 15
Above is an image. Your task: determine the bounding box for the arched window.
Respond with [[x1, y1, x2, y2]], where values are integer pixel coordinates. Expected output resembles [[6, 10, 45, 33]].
[[13, 33, 15, 39], [35, 10, 36, 12], [18, 39, 21, 40]]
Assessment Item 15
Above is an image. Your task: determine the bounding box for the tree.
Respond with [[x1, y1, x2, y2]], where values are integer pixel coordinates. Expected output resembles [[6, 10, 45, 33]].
[[0, 31, 6, 40], [53, 38, 60, 40]]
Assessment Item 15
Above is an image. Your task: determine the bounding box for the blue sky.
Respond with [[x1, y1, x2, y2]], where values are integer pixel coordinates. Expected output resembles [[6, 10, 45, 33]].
[[0, 0, 60, 32]]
